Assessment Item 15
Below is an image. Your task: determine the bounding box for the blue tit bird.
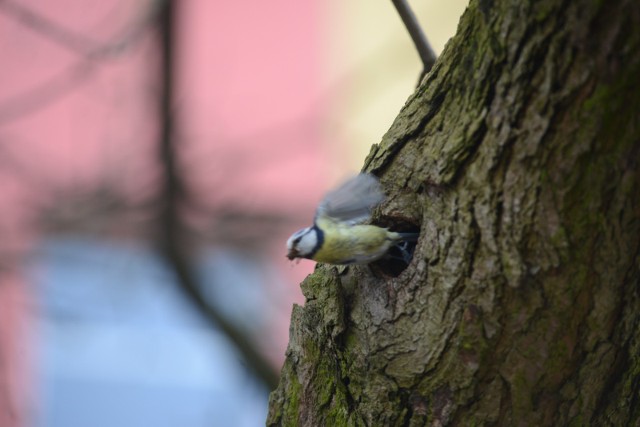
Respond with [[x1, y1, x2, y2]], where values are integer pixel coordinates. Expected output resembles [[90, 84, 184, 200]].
[[286, 173, 419, 265]]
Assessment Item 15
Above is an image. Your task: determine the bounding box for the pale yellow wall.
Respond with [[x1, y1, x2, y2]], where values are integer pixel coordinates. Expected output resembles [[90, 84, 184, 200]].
[[322, 0, 470, 174]]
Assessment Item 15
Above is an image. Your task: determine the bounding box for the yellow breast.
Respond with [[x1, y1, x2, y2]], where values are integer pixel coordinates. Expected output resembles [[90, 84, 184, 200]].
[[312, 218, 395, 264]]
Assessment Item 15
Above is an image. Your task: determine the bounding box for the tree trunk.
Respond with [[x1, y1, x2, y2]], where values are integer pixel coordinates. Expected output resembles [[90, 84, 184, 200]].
[[267, 0, 640, 425]]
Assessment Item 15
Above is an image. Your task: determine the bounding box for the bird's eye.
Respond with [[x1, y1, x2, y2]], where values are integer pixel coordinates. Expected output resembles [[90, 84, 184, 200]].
[[293, 236, 302, 245]]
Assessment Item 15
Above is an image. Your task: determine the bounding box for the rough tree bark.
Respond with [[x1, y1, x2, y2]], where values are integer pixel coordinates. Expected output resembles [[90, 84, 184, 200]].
[[268, 0, 640, 425]]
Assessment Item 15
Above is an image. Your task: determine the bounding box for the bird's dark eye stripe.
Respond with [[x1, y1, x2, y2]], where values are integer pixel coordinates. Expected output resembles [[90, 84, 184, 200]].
[[293, 236, 302, 245]]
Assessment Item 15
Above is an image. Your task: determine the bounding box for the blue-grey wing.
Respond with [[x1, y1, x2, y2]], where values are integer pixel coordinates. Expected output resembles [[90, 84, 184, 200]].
[[316, 173, 385, 224]]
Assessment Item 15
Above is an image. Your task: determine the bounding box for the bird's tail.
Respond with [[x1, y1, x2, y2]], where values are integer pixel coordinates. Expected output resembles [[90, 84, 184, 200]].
[[396, 232, 419, 242]]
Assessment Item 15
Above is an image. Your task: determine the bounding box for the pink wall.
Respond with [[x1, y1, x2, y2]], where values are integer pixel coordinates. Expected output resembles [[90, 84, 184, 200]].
[[0, 0, 331, 423]]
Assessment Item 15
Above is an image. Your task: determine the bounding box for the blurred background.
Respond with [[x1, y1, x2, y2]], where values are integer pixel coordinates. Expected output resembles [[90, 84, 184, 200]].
[[0, 0, 467, 425]]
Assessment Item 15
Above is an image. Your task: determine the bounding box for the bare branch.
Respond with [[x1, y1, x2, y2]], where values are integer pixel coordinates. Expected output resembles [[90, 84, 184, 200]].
[[391, 0, 437, 81], [0, 0, 161, 125], [0, 0, 160, 59], [0, 0, 107, 56], [155, 0, 279, 390], [0, 62, 93, 125]]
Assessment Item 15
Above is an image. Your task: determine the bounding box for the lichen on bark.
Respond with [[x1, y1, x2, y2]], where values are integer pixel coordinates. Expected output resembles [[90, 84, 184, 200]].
[[268, 0, 640, 425]]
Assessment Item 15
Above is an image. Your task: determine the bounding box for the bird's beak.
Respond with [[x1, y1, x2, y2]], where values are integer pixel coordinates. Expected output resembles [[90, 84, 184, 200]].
[[286, 249, 298, 260]]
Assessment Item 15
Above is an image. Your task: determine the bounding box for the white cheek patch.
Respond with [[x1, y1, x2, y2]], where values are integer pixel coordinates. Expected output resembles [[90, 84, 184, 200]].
[[287, 227, 319, 259], [297, 231, 318, 256], [287, 228, 309, 250]]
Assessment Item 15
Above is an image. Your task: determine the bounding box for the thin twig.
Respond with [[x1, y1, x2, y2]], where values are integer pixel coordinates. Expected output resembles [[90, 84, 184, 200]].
[[0, 62, 93, 125], [0, 0, 159, 58], [391, 0, 437, 82], [0, 0, 160, 124], [0, 0, 105, 56], [155, 0, 279, 390]]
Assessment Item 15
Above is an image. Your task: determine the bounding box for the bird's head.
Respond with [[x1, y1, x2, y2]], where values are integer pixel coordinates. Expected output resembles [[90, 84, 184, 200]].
[[286, 226, 319, 261]]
